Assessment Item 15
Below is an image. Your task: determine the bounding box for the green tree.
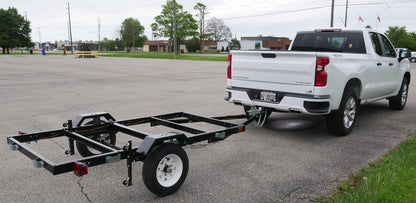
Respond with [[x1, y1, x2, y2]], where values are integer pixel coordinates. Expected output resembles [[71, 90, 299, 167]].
[[120, 17, 145, 52], [151, 1, 198, 52], [0, 7, 32, 54], [115, 38, 124, 51], [229, 38, 240, 50], [134, 35, 148, 49], [101, 37, 116, 51], [194, 2, 208, 52], [186, 37, 200, 52], [385, 26, 416, 51]]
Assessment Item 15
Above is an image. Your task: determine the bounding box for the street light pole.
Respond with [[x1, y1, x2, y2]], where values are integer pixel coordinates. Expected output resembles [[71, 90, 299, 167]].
[[330, 0, 335, 27], [345, 0, 349, 27], [67, 2, 73, 54], [173, 0, 177, 59]]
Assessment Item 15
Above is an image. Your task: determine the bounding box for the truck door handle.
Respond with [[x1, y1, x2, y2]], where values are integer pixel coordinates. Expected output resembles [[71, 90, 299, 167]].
[[377, 62, 382, 66], [261, 53, 276, 58], [389, 63, 394, 66]]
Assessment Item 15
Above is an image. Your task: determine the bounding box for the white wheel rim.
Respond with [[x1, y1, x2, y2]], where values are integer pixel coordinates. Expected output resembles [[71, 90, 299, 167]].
[[87, 133, 111, 154], [401, 83, 408, 105], [343, 97, 356, 129], [156, 154, 183, 187]]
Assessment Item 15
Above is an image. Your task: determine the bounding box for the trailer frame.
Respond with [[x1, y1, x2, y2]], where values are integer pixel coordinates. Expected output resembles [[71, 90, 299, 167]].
[[7, 111, 256, 196]]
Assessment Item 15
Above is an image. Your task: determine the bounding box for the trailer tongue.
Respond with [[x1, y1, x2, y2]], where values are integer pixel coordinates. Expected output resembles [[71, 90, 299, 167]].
[[7, 111, 258, 196]]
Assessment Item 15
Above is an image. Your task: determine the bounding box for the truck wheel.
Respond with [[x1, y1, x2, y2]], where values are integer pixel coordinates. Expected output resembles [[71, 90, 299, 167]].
[[142, 143, 189, 197], [327, 87, 358, 136], [76, 121, 116, 157], [389, 78, 409, 110], [410, 58, 416, 63]]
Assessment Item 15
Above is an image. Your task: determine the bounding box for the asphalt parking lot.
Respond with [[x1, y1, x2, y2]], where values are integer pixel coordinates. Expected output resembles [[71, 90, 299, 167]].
[[1, 55, 415, 202]]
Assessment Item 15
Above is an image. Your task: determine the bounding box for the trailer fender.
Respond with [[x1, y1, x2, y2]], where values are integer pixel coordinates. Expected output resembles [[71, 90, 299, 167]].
[[136, 132, 187, 155], [72, 112, 116, 127]]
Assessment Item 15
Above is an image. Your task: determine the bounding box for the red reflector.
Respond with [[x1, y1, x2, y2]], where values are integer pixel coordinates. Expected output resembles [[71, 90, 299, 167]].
[[74, 162, 88, 177], [227, 54, 232, 79], [18, 131, 26, 135], [238, 127, 244, 133], [315, 57, 329, 86]]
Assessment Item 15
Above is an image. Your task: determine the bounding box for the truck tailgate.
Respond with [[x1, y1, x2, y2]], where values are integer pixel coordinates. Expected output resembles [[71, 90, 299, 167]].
[[231, 51, 317, 94]]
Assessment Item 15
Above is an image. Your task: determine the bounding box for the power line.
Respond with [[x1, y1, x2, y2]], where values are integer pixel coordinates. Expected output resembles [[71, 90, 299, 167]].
[[219, 1, 415, 21]]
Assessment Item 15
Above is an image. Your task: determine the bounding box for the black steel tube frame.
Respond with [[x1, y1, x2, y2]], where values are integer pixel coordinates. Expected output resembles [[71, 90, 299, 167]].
[[7, 112, 248, 176]]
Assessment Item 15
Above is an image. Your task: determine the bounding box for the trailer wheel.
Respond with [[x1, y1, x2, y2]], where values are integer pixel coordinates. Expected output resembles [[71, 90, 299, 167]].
[[142, 143, 189, 197], [76, 121, 116, 157]]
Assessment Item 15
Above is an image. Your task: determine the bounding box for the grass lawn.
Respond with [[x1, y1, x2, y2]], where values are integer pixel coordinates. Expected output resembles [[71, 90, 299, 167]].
[[100, 51, 228, 61], [1, 51, 228, 61], [322, 135, 416, 202]]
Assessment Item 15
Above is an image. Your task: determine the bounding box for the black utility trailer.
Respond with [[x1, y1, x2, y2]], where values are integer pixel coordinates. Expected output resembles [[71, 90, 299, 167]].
[[7, 111, 257, 196]]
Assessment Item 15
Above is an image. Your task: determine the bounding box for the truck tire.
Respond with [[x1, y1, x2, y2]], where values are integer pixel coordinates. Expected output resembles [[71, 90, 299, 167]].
[[327, 87, 358, 136], [410, 58, 416, 63], [76, 120, 116, 157], [389, 78, 409, 110], [142, 143, 189, 197]]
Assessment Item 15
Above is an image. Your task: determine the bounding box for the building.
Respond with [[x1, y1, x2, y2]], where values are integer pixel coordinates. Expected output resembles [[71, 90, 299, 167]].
[[143, 40, 169, 52], [240, 36, 292, 50]]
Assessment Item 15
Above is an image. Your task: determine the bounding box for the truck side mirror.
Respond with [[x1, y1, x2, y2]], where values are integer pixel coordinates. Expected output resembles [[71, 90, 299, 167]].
[[398, 50, 411, 62]]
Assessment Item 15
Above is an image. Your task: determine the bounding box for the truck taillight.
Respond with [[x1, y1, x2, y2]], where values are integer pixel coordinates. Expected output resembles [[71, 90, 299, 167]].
[[227, 54, 232, 79], [315, 57, 329, 86]]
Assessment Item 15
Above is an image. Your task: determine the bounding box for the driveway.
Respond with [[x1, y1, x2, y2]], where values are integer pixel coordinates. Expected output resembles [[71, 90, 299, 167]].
[[1, 55, 415, 202]]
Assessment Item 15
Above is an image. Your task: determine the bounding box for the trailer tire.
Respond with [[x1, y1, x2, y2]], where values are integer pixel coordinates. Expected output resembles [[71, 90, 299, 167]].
[[75, 121, 116, 157], [142, 143, 188, 197]]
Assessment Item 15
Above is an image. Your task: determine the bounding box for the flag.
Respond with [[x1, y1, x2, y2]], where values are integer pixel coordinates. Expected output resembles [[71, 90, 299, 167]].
[[377, 15, 381, 22], [359, 16, 364, 22]]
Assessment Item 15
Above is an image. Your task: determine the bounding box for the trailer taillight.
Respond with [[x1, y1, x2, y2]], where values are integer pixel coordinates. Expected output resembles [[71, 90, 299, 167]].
[[227, 54, 232, 79], [74, 162, 88, 177], [315, 57, 329, 86]]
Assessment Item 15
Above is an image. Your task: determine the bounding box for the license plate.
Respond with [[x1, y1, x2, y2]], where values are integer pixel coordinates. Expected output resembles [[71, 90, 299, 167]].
[[260, 91, 276, 102]]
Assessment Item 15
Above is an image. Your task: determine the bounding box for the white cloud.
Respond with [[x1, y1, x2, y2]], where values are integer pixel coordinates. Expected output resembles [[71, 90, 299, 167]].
[[1, 0, 415, 42]]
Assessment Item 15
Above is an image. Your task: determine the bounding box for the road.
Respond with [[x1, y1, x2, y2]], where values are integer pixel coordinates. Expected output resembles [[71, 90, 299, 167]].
[[1, 55, 415, 202]]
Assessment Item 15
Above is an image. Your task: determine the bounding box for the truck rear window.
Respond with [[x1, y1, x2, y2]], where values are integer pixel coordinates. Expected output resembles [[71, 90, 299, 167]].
[[291, 31, 366, 54]]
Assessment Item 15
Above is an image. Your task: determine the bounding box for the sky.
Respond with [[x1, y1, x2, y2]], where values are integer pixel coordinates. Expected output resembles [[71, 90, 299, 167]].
[[1, 0, 415, 43]]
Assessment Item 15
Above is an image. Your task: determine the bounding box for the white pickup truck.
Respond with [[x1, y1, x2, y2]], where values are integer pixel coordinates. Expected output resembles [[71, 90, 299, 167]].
[[225, 28, 411, 136]]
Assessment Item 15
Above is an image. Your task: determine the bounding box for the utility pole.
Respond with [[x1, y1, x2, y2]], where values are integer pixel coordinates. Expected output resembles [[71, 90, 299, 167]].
[[344, 0, 349, 27], [173, 0, 177, 59], [330, 0, 335, 27], [98, 17, 101, 51], [38, 27, 41, 49], [67, 2, 73, 54]]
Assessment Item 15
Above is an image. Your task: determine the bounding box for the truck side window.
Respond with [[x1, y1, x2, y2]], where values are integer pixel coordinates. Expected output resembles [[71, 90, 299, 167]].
[[370, 33, 383, 56], [380, 35, 397, 57]]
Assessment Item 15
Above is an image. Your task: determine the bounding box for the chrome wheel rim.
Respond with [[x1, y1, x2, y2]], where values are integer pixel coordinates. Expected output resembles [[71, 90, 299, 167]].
[[156, 154, 183, 187], [401, 82, 408, 105], [87, 133, 112, 154], [343, 97, 356, 129]]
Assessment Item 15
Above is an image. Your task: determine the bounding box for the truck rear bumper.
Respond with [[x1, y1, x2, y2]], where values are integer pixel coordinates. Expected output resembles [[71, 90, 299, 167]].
[[225, 87, 331, 115]]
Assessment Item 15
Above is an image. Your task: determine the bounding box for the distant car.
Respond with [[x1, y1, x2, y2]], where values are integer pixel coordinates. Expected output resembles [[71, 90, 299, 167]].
[[410, 52, 416, 63]]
